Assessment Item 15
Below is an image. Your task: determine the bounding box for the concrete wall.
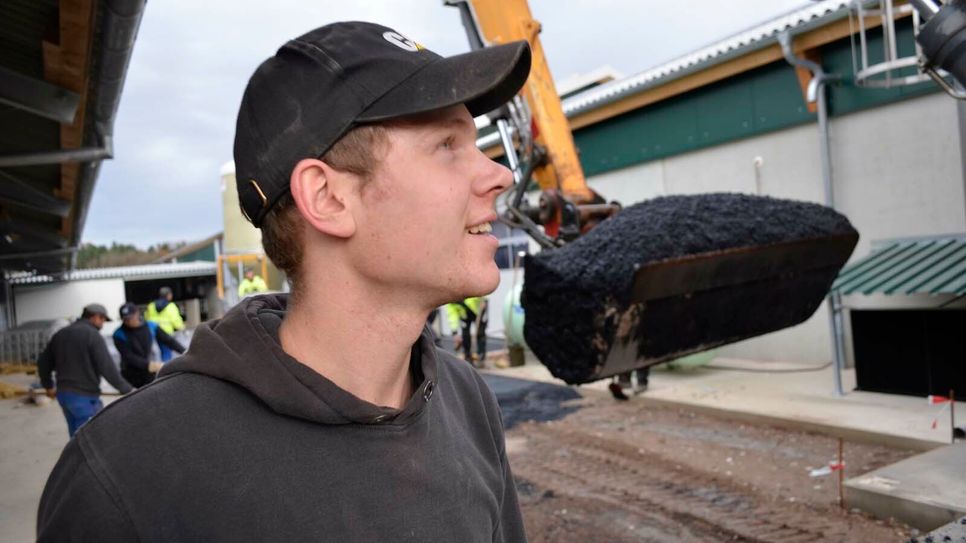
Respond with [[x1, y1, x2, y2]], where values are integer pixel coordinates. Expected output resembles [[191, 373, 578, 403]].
[[14, 279, 126, 331], [571, 92, 965, 364], [833, 93, 966, 258]]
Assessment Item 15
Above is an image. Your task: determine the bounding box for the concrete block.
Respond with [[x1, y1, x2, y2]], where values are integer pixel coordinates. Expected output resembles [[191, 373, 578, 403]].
[[846, 442, 966, 531]]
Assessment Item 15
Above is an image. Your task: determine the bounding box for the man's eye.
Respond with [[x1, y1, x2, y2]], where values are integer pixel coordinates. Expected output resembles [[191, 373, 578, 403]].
[[440, 137, 455, 150]]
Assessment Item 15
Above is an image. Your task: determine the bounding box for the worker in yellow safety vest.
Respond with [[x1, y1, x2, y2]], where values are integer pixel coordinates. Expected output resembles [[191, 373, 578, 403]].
[[145, 286, 185, 362], [444, 296, 488, 365], [238, 268, 269, 297]]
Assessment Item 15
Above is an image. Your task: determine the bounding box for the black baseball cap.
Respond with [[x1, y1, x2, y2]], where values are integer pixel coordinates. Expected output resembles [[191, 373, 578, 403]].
[[119, 302, 139, 319], [233, 21, 532, 226]]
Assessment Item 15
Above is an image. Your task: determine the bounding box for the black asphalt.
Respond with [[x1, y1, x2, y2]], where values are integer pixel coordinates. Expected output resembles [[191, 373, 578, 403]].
[[481, 374, 582, 430]]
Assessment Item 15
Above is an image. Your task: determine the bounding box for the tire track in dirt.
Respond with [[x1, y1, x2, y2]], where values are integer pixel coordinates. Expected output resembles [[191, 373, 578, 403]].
[[512, 422, 905, 542]]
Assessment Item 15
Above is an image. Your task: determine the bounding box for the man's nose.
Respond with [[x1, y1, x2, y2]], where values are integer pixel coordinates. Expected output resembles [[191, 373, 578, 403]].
[[475, 152, 513, 198]]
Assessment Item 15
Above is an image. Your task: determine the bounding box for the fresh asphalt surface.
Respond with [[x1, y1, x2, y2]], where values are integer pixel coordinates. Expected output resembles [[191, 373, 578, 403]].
[[434, 333, 583, 430], [481, 373, 582, 430]]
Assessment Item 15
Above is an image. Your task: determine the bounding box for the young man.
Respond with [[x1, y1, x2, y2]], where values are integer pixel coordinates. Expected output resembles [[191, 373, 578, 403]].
[[113, 302, 186, 388], [38, 22, 531, 541], [37, 303, 133, 437]]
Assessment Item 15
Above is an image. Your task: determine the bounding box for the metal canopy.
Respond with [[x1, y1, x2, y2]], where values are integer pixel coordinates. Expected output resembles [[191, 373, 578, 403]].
[[0, 64, 79, 124], [833, 235, 966, 295], [0, 0, 145, 276]]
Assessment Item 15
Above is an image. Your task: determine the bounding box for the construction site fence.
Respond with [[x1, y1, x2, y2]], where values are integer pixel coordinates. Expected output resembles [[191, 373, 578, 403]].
[[0, 328, 54, 365]]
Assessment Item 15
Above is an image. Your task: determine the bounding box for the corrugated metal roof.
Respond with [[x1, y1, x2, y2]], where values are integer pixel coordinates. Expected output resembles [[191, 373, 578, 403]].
[[7, 261, 217, 285], [478, 0, 856, 149], [833, 235, 966, 295]]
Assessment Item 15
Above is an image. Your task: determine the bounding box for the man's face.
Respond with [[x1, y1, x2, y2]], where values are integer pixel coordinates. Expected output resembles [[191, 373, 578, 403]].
[[349, 104, 511, 305], [90, 314, 107, 330], [123, 313, 141, 328]]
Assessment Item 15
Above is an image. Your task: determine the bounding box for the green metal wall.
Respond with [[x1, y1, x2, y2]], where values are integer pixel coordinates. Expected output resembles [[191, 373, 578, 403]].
[[573, 19, 937, 178], [177, 244, 216, 262]]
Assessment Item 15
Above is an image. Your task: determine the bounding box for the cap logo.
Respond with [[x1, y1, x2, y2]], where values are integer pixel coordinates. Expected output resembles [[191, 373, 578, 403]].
[[383, 31, 423, 52]]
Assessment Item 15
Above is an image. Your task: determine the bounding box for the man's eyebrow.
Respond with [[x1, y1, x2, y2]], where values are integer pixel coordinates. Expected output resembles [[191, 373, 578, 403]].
[[438, 116, 475, 132], [443, 117, 478, 137]]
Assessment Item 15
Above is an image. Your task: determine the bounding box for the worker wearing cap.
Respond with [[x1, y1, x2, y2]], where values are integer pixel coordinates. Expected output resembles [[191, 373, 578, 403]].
[[39, 22, 530, 541], [144, 286, 184, 361], [113, 303, 186, 388], [237, 268, 268, 298], [445, 296, 489, 364], [36, 303, 133, 437]]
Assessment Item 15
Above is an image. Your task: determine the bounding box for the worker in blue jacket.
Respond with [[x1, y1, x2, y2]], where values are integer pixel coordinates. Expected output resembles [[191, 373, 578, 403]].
[[113, 302, 186, 388]]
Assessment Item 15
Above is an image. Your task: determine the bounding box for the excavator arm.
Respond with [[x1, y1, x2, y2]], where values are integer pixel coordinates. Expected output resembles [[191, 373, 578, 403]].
[[448, 0, 618, 246], [447, 0, 861, 387]]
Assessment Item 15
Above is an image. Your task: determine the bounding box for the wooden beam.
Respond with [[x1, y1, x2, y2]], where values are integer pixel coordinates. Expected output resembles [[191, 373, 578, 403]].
[[568, 13, 906, 130], [794, 49, 824, 114], [42, 0, 95, 239]]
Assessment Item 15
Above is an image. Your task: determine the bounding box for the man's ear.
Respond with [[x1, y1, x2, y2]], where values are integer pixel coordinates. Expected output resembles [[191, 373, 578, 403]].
[[289, 158, 356, 238]]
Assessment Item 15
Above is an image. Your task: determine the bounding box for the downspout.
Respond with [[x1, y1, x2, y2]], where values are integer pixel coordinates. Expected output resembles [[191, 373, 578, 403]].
[[0, 0, 145, 272], [779, 32, 849, 396], [69, 0, 147, 269]]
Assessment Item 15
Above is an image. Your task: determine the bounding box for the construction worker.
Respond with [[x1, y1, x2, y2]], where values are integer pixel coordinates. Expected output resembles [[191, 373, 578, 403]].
[[113, 303, 186, 388], [36, 303, 133, 437], [445, 296, 489, 364], [38, 22, 530, 541], [144, 286, 184, 361], [237, 267, 268, 297]]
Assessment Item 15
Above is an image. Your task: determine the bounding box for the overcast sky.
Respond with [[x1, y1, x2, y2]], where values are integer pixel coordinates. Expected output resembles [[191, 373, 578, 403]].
[[84, 0, 809, 247]]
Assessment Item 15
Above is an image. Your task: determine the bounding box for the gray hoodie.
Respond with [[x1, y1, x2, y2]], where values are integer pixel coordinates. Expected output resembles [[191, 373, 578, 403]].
[[37, 294, 526, 542]]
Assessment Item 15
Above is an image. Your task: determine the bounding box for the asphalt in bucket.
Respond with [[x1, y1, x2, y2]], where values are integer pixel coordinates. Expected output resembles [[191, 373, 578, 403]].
[[522, 193, 858, 384]]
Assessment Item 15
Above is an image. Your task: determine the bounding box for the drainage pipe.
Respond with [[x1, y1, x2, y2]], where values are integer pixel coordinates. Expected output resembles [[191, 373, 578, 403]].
[[779, 32, 848, 396]]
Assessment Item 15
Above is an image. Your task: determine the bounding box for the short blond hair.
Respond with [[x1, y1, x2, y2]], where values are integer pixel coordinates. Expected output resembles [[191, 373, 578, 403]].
[[259, 124, 389, 297]]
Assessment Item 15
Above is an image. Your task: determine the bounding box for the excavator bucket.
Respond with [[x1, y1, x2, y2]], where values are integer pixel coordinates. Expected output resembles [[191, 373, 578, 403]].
[[521, 193, 859, 385]]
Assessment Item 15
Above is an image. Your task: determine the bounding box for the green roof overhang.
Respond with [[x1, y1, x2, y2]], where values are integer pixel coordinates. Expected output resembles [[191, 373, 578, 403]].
[[833, 235, 966, 296]]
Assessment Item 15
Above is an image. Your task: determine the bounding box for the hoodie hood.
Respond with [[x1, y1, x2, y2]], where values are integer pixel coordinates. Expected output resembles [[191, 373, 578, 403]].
[[161, 294, 438, 426], [154, 298, 170, 311]]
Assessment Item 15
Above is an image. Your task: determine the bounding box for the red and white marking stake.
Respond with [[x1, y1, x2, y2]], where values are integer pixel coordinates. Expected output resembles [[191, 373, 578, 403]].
[[927, 391, 957, 443]]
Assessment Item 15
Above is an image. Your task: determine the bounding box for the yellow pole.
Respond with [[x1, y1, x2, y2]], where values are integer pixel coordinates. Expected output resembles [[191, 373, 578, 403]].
[[468, 0, 592, 200]]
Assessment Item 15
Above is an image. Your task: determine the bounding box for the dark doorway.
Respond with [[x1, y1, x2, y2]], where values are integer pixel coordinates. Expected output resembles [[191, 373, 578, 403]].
[[851, 309, 965, 397]]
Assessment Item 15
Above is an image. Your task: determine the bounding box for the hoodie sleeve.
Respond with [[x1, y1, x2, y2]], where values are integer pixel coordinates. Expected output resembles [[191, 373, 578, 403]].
[[37, 438, 138, 542], [156, 328, 186, 354], [37, 343, 54, 390], [493, 449, 527, 543], [89, 330, 133, 394]]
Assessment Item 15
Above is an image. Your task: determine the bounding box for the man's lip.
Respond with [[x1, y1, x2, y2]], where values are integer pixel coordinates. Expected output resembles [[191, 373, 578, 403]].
[[466, 213, 498, 229]]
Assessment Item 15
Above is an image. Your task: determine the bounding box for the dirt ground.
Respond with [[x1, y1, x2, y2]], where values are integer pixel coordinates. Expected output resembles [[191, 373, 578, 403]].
[[2, 370, 924, 542], [504, 392, 920, 542]]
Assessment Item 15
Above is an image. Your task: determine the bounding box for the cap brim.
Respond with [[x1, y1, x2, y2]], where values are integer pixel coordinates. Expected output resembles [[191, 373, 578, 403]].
[[357, 40, 531, 122]]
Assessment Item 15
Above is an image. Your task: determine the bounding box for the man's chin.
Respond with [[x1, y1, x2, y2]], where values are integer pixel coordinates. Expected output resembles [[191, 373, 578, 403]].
[[460, 268, 501, 298]]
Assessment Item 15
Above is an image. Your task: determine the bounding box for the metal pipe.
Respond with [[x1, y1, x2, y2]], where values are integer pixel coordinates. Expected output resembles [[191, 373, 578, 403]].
[[0, 137, 112, 167], [780, 32, 848, 396], [496, 119, 522, 183], [779, 32, 839, 208]]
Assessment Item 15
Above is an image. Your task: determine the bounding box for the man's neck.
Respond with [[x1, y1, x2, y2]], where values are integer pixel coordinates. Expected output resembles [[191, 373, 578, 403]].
[[278, 284, 427, 410]]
